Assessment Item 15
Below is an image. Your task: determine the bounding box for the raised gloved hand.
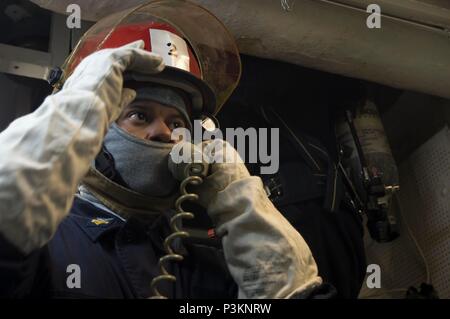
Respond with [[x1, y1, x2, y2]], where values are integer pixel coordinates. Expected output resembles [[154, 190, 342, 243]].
[[62, 39, 165, 122], [177, 139, 322, 298], [0, 40, 165, 254]]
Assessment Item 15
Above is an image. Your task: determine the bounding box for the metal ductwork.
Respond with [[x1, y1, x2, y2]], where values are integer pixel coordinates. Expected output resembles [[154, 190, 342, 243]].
[[29, 0, 450, 99]]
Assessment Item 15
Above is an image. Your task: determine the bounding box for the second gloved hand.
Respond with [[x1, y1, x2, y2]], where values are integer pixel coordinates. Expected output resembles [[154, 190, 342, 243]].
[[185, 139, 322, 298], [189, 139, 251, 213]]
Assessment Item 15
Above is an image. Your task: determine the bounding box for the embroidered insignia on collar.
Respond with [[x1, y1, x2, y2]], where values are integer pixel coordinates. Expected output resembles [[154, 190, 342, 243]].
[[90, 218, 114, 226]]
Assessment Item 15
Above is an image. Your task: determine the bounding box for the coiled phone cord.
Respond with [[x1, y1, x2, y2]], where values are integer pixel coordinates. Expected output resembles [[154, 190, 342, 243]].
[[149, 162, 206, 299]]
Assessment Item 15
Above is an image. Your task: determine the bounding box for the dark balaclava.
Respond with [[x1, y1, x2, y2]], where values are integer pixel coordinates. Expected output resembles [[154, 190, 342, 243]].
[[101, 86, 191, 197]]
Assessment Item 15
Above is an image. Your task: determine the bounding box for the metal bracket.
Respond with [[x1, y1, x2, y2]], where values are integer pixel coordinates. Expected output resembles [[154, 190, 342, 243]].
[[0, 13, 71, 80]]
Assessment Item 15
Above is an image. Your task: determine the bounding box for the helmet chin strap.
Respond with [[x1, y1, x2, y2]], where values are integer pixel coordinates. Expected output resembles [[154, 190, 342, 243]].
[[81, 166, 179, 220]]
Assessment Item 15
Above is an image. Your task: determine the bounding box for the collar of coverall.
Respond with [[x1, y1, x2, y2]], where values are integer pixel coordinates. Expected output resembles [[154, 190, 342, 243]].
[[81, 166, 179, 218]]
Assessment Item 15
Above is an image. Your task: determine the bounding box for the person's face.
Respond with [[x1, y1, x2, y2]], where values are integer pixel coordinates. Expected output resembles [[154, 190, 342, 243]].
[[117, 100, 187, 143]]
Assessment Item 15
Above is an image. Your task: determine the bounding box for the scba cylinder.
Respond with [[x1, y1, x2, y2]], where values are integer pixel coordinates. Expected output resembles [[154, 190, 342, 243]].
[[337, 98, 399, 198]]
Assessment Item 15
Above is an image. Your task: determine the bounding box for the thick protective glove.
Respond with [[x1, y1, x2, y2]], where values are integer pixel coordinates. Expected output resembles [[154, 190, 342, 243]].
[[188, 139, 323, 298], [0, 40, 164, 254], [62, 40, 164, 121]]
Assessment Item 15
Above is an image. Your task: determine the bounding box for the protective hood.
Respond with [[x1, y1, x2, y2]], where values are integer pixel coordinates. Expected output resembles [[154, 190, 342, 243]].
[[81, 123, 180, 217]]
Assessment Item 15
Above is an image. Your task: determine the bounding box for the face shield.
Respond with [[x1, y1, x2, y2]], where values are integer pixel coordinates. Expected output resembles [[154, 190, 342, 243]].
[[57, 0, 241, 119]]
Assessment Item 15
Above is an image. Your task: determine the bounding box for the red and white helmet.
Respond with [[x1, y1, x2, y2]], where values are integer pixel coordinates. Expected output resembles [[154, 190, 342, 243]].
[[57, 0, 241, 118]]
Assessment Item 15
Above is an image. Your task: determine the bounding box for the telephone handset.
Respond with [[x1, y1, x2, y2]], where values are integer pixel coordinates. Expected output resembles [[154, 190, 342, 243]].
[[150, 121, 213, 299]]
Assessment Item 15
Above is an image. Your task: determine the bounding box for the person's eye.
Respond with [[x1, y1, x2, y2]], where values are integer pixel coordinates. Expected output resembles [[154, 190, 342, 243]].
[[128, 111, 148, 124], [169, 119, 186, 130]]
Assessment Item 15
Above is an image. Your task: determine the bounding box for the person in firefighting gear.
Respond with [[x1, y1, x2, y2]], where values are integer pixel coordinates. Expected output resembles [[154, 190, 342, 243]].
[[0, 2, 334, 299]]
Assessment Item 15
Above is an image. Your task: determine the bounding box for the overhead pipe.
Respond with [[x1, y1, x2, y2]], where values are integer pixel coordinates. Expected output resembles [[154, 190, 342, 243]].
[[30, 0, 450, 99]]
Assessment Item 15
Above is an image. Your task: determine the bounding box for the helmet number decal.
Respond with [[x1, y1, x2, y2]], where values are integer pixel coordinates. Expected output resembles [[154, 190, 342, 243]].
[[149, 29, 190, 72]]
